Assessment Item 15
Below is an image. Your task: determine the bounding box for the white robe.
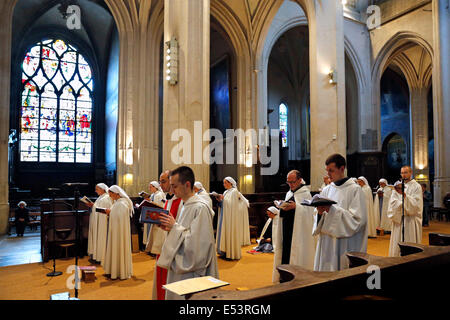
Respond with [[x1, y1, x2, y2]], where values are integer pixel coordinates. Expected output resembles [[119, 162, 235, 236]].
[[102, 198, 133, 280], [87, 193, 113, 262], [377, 186, 393, 231], [145, 191, 167, 254], [313, 178, 368, 271], [387, 180, 423, 257], [362, 185, 377, 237], [272, 186, 317, 283], [197, 189, 213, 212], [216, 188, 249, 260], [151, 195, 183, 300], [157, 195, 219, 300]]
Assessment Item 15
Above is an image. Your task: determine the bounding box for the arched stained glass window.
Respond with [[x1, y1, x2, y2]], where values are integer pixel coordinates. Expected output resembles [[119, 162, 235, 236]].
[[279, 103, 288, 148], [20, 39, 93, 163]]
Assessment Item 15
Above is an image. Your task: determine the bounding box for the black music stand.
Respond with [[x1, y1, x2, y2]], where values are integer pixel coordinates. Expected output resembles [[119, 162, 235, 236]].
[[62, 182, 88, 299], [46, 188, 63, 277]]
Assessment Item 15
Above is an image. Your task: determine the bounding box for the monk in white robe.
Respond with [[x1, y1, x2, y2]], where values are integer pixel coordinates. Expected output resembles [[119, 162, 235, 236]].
[[194, 181, 213, 211], [313, 154, 368, 271], [270, 171, 317, 283], [145, 181, 167, 254], [375, 179, 393, 232], [357, 177, 376, 238], [87, 183, 113, 263], [157, 166, 219, 300], [215, 177, 250, 260], [387, 166, 423, 257], [102, 185, 133, 280]]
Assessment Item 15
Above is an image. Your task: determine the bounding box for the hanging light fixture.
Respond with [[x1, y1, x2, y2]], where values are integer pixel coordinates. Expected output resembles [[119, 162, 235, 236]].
[[165, 37, 178, 85]]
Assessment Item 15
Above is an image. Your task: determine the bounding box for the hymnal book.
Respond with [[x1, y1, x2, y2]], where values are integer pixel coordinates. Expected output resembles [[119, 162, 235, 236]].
[[96, 207, 107, 213], [80, 196, 94, 205], [79, 266, 97, 271], [139, 191, 150, 198], [140, 206, 168, 224], [163, 276, 229, 296], [137, 199, 164, 209], [274, 200, 292, 210], [210, 191, 220, 197], [300, 194, 337, 207]]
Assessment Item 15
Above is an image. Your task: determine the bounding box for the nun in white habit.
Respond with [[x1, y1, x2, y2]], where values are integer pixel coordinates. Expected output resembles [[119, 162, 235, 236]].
[[103, 185, 133, 280], [375, 179, 393, 232], [193, 181, 213, 211], [145, 181, 167, 254], [215, 177, 250, 260], [357, 176, 377, 238], [87, 183, 113, 263]]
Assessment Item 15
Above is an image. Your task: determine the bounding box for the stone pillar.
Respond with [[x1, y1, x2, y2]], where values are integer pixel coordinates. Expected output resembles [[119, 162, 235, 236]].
[[410, 87, 430, 185], [163, 0, 210, 188], [432, 0, 450, 207], [105, 0, 160, 196], [0, 1, 17, 235], [309, 0, 346, 190]]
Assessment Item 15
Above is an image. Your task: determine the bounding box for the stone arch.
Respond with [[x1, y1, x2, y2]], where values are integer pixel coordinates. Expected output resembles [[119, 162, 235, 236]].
[[371, 31, 434, 151]]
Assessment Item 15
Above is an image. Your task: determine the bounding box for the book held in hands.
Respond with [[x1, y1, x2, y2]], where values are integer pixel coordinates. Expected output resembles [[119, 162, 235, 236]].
[[80, 196, 93, 205], [137, 200, 168, 224], [300, 194, 337, 207]]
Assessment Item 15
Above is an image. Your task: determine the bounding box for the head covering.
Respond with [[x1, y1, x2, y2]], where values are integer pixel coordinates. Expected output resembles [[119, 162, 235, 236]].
[[109, 185, 134, 216], [96, 183, 109, 193], [379, 178, 388, 185], [394, 180, 404, 188], [358, 176, 370, 188], [224, 177, 237, 188], [149, 181, 163, 193], [267, 206, 279, 216], [17, 201, 27, 207], [194, 181, 204, 190], [351, 177, 358, 183]]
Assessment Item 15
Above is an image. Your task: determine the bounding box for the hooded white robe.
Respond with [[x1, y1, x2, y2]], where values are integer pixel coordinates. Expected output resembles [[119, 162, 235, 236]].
[[88, 193, 113, 260], [157, 195, 219, 300], [145, 190, 167, 254], [102, 197, 133, 280], [272, 185, 317, 283], [197, 189, 213, 211], [216, 188, 249, 260], [387, 180, 423, 257], [361, 185, 376, 237], [376, 186, 393, 231], [313, 178, 368, 271], [92, 193, 113, 263]]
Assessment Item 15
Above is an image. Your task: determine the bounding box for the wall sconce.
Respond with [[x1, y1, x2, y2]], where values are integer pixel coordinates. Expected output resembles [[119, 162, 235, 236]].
[[125, 143, 133, 166], [165, 37, 178, 85], [328, 69, 337, 84]]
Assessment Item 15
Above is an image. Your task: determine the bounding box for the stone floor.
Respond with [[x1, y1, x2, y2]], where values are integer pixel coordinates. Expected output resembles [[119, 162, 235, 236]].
[[0, 227, 42, 267]]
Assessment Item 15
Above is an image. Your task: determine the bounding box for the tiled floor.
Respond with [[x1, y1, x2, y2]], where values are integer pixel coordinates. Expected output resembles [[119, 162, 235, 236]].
[[0, 228, 42, 267]]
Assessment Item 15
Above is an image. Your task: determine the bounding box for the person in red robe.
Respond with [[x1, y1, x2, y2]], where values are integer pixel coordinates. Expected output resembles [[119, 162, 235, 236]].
[[152, 170, 183, 300]]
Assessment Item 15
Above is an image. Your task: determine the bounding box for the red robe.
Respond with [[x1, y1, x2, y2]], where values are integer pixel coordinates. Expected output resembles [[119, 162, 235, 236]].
[[155, 197, 182, 300]]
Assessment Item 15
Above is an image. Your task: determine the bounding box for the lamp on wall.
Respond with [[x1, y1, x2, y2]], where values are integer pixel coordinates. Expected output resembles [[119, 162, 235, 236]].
[[165, 37, 178, 85], [328, 69, 337, 84]]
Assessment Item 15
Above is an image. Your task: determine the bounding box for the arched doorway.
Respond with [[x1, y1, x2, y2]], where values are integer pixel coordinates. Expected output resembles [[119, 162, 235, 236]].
[[383, 133, 408, 183]]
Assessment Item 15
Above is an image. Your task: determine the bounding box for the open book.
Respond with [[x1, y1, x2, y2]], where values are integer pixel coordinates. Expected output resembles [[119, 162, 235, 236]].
[[96, 207, 107, 214], [138, 191, 151, 198], [300, 194, 337, 207], [209, 191, 220, 197], [163, 276, 229, 296], [274, 200, 293, 210], [80, 196, 94, 205]]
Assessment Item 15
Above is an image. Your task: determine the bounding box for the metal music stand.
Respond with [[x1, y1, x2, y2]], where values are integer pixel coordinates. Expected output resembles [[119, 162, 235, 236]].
[[46, 188, 63, 277]]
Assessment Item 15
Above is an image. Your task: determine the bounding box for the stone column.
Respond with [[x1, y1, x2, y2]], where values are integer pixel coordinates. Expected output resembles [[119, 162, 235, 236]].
[[309, 0, 346, 190], [0, 1, 17, 235], [105, 0, 161, 196], [163, 0, 210, 188], [410, 86, 430, 185], [432, 0, 450, 207]]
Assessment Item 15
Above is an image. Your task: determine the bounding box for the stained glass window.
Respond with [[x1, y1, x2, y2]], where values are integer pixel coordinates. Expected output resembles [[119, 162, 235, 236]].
[[20, 39, 93, 163], [279, 103, 288, 148]]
